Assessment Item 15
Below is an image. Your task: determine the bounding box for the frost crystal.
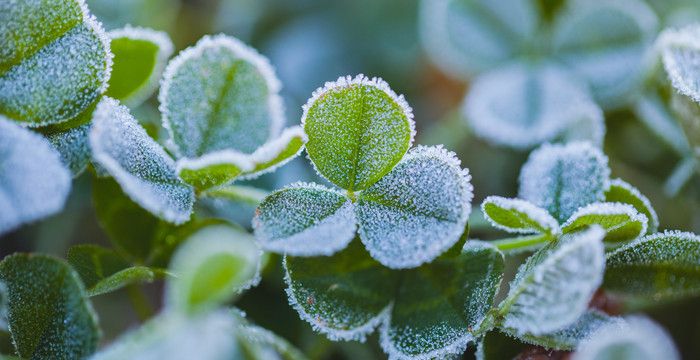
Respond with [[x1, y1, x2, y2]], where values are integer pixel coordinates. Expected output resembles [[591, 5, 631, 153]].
[[47, 124, 92, 176], [356, 145, 473, 269], [519, 142, 610, 223], [481, 196, 561, 235], [0, 116, 71, 235], [90, 97, 194, 224], [658, 25, 700, 103]]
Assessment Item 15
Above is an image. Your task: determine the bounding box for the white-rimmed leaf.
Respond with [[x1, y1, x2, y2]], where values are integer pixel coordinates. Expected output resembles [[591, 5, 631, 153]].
[[0, 116, 71, 235], [0, 0, 112, 126], [253, 183, 356, 256], [90, 97, 195, 224], [498, 226, 606, 335], [159, 34, 284, 157], [574, 316, 679, 360], [562, 202, 648, 243], [553, 0, 658, 108], [481, 196, 560, 235], [605, 179, 659, 234], [302, 74, 415, 191], [659, 24, 700, 103], [46, 123, 92, 176], [419, 0, 538, 79], [107, 26, 173, 107], [242, 126, 306, 180], [356, 146, 473, 269], [519, 142, 610, 223], [165, 224, 261, 314], [465, 62, 602, 149]]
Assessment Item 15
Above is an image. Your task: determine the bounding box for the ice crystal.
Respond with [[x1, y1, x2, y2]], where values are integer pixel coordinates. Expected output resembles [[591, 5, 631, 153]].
[[658, 24, 700, 103], [47, 123, 92, 176]]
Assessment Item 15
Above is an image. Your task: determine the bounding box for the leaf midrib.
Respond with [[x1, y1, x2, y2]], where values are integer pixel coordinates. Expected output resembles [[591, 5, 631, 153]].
[[196, 60, 241, 157]]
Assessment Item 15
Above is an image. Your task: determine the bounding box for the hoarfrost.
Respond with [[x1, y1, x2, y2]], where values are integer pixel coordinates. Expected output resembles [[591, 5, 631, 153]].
[[481, 196, 561, 235], [561, 202, 648, 242], [47, 123, 92, 176], [605, 178, 659, 233], [658, 24, 700, 103]]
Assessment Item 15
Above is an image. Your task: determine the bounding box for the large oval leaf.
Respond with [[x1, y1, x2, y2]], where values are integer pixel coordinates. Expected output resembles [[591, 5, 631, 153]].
[[302, 74, 415, 191]]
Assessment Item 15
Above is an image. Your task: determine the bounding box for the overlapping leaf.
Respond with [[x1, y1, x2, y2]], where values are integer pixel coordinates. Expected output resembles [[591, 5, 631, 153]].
[[659, 24, 700, 103], [481, 196, 560, 235], [605, 179, 659, 234], [561, 202, 648, 243]]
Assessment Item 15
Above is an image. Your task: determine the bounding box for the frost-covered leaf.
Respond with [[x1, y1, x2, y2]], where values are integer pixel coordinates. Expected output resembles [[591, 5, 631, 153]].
[[481, 196, 560, 235], [0, 0, 112, 126], [419, 0, 538, 78], [284, 239, 397, 342], [203, 185, 268, 207], [605, 179, 659, 234], [233, 312, 309, 360], [553, 0, 658, 107], [46, 123, 92, 176], [465, 62, 603, 149], [561, 203, 648, 243], [381, 241, 504, 360], [0, 116, 71, 235], [160, 34, 284, 158], [498, 226, 606, 335], [476, 330, 525, 360], [107, 26, 173, 107], [241, 126, 306, 180], [604, 230, 700, 307], [0, 254, 99, 359], [90, 97, 194, 224], [519, 142, 610, 223], [253, 183, 356, 256], [165, 224, 260, 314], [659, 25, 700, 103], [302, 74, 415, 191], [573, 316, 679, 360], [67, 244, 161, 297], [670, 86, 700, 151], [356, 146, 473, 269]]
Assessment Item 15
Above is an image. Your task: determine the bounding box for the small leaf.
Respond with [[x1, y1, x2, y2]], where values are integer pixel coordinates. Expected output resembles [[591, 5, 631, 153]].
[[107, 26, 173, 108], [253, 183, 356, 256], [90, 97, 195, 224], [0, 0, 112, 126], [160, 34, 284, 157], [659, 24, 700, 104], [46, 123, 92, 176], [241, 126, 307, 180], [165, 223, 261, 314], [561, 202, 648, 243], [481, 196, 560, 235], [519, 142, 610, 223], [605, 179, 659, 234], [0, 116, 71, 235], [233, 312, 309, 360], [604, 230, 700, 307], [202, 185, 268, 207], [0, 254, 99, 359], [498, 226, 606, 335], [356, 145, 473, 269], [302, 74, 415, 191]]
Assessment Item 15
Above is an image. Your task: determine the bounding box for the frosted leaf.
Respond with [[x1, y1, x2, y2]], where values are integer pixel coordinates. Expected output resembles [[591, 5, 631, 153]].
[[233, 313, 308, 360], [0, 116, 71, 235], [670, 89, 700, 151], [561, 202, 648, 243], [605, 179, 659, 234], [107, 26, 173, 108], [253, 183, 356, 256], [284, 240, 397, 342], [465, 62, 602, 149], [356, 146, 473, 269], [0, 0, 112, 126], [302, 74, 415, 191], [46, 123, 92, 176], [499, 226, 605, 335], [91, 311, 240, 360], [481, 196, 560, 236], [165, 224, 261, 314], [159, 34, 284, 158], [242, 126, 307, 180], [419, 0, 538, 79], [90, 97, 195, 224], [475, 330, 524, 360], [552, 0, 658, 108], [658, 25, 700, 103], [518, 142, 610, 223], [381, 241, 504, 360], [604, 230, 700, 305], [573, 316, 679, 360]]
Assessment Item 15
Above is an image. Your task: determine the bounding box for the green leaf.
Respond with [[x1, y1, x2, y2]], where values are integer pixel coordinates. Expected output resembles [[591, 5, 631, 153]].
[[561, 203, 648, 243], [302, 74, 415, 191], [659, 24, 700, 104], [106, 26, 173, 108], [481, 196, 560, 235], [232, 311, 309, 360], [0, 0, 112, 126], [0, 116, 71, 235], [253, 183, 356, 256], [165, 224, 261, 314], [90, 97, 195, 224], [356, 146, 473, 269], [603, 230, 700, 308], [0, 254, 99, 359], [160, 34, 284, 158], [202, 185, 268, 207], [46, 123, 92, 176], [239, 126, 306, 180], [670, 88, 700, 152], [519, 142, 610, 223], [476, 330, 525, 360], [498, 226, 605, 335], [605, 179, 658, 234]]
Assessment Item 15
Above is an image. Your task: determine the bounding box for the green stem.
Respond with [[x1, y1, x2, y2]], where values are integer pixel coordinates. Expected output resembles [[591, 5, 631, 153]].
[[126, 284, 154, 321], [491, 234, 551, 253]]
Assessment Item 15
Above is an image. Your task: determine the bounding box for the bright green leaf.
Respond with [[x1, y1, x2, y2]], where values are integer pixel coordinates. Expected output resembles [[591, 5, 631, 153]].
[[605, 179, 658, 234], [561, 202, 648, 242], [481, 196, 560, 235]]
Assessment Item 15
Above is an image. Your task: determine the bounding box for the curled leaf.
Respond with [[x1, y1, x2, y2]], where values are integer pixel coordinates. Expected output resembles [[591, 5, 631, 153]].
[[659, 24, 700, 103], [561, 202, 648, 243], [605, 179, 659, 234], [481, 196, 560, 235]]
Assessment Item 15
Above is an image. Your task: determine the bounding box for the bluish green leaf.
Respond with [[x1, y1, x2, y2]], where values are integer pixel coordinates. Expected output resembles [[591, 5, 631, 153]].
[[46, 123, 92, 176], [302, 74, 415, 191], [561, 202, 648, 243], [481, 196, 560, 235], [240, 126, 306, 180], [605, 179, 658, 234], [659, 24, 700, 104]]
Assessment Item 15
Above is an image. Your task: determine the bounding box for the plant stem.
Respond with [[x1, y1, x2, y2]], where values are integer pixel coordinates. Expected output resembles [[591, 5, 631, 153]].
[[126, 284, 155, 322], [491, 234, 551, 253]]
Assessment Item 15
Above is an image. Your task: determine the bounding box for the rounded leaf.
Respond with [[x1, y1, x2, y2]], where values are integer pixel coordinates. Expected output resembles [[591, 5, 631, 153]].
[[481, 196, 560, 235], [561, 202, 648, 243], [605, 179, 658, 234]]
